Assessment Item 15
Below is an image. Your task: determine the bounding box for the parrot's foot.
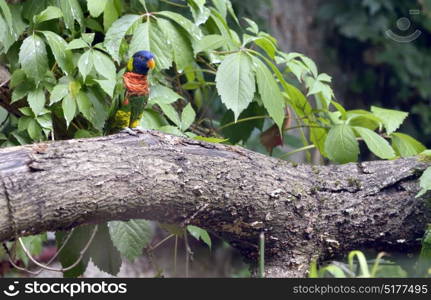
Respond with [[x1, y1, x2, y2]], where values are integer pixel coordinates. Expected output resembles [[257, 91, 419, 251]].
[[120, 127, 138, 136], [120, 127, 147, 136]]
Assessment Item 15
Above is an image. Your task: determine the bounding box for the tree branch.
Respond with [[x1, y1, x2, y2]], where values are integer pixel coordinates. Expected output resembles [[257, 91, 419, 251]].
[[0, 130, 429, 277]]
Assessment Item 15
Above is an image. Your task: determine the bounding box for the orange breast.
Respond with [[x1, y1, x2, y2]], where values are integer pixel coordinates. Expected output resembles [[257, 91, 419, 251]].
[[123, 72, 149, 96]]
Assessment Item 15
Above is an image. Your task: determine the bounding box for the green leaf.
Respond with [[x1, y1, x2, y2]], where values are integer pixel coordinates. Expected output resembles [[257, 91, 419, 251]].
[[87, 0, 108, 18], [56, 0, 84, 31], [254, 37, 277, 59], [216, 52, 256, 121], [187, 0, 210, 25], [371, 106, 408, 135], [391, 133, 426, 158], [10, 69, 26, 88], [56, 226, 93, 278], [95, 79, 116, 98], [50, 83, 69, 105], [62, 94, 76, 127], [181, 103, 196, 131], [417, 167, 431, 198], [16, 234, 47, 266], [140, 109, 168, 129], [129, 20, 173, 70], [354, 127, 395, 160], [19, 34, 49, 83], [253, 57, 284, 130], [27, 119, 42, 140], [0, 0, 14, 37], [149, 84, 182, 105], [159, 103, 181, 127], [86, 223, 122, 276], [187, 225, 211, 249], [27, 88, 46, 116], [41, 31, 74, 75], [108, 219, 153, 262], [67, 38, 89, 50], [93, 50, 116, 80], [34, 6, 63, 24], [324, 124, 359, 164], [18, 117, 32, 132], [103, 0, 122, 32], [36, 113, 53, 130], [12, 81, 34, 103], [159, 125, 186, 137], [244, 17, 259, 34], [78, 50, 94, 81], [194, 34, 225, 54], [76, 91, 95, 122], [157, 18, 194, 72], [157, 11, 202, 41], [104, 14, 141, 63]]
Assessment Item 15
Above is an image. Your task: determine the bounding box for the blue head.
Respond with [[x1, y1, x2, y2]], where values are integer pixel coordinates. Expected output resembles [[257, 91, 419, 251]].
[[128, 50, 156, 75]]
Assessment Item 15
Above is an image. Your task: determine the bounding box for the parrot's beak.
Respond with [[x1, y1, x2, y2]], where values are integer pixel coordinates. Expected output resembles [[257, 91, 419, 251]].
[[147, 59, 156, 70]]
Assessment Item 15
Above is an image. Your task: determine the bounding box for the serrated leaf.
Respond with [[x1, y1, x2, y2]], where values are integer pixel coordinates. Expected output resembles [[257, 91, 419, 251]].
[[216, 52, 255, 121], [391, 132, 426, 157], [371, 106, 408, 135], [0, 0, 13, 32], [181, 103, 196, 131], [187, 225, 211, 249], [27, 118, 42, 140], [253, 57, 284, 130], [129, 21, 173, 70], [18, 117, 31, 132], [93, 50, 116, 80], [255, 37, 276, 59], [86, 223, 122, 276], [34, 6, 63, 24], [354, 126, 395, 160], [104, 14, 141, 63], [159, 125, 186, 137], [62, 94, 76, 127], [157, 18, 194, 72], [27, 88, 46, 116], [159, 103, 181, 128], [36, 113, 53, 130], [57, 0, 84, 31], [87, 0, 108, 17], [12, 81, 34, 103], [157, 11, 202, 41], [10, 69, 26, 88], [50, 83, 69, 105], [417, 167, 431, 198], [78, 50, 94, 81], [76, 91, 95, 122], [42, 31, 74, 75], [19, 34, 49, 83], [194, 34, 225, 54], [324, 124, 359, 164], [56, 226, 93, 278], [149, 84, 182, 105], [108, 219, 153, 262], [244, 17, 258, 34], [67, 38, 89, 50], [103, 0, 121, 32], [95, 79, 116, 98]]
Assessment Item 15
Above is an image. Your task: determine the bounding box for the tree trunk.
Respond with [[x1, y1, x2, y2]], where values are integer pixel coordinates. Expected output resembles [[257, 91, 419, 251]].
[[0, 130, 429, 277]]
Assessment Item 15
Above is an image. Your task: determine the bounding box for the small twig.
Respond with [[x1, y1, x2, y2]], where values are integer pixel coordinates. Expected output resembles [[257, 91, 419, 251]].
[[174, 235, 178, 277], [149, 234, 174, 251], [7, 225, 98, 274], [182, 203, 209, 227]]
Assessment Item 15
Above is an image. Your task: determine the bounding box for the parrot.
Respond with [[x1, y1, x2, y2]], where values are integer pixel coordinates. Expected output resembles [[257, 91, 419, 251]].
[[106, 50, 156, 134]]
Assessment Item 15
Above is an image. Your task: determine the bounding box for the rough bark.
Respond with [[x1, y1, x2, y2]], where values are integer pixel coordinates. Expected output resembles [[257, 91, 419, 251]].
[[0, 130, 429, 277]]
